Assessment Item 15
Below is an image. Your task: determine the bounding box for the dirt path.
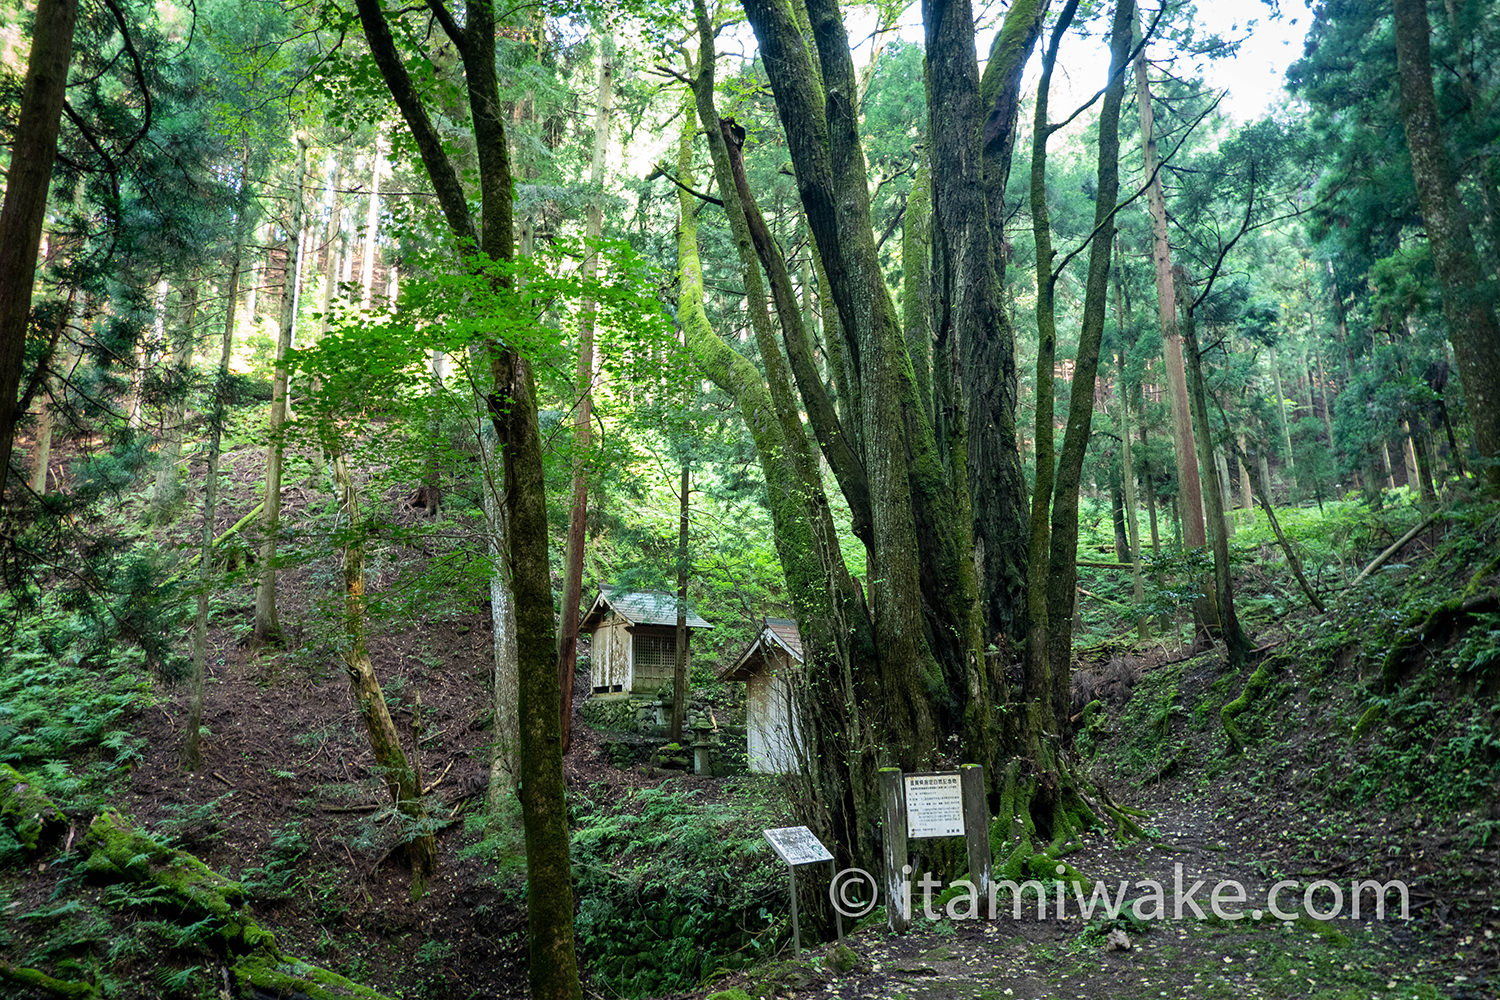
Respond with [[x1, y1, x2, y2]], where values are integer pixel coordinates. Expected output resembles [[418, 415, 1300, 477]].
[[699, 798, 1488, 1000]]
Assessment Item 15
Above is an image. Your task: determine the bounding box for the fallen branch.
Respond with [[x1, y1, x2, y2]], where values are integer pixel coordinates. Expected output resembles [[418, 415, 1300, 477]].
[[1077, 585, 1132, 610], [318, 802, 382, 814], [421, 760, 453, 795], [1352, 509, 1443, 587], [166, 501, 265, 583]]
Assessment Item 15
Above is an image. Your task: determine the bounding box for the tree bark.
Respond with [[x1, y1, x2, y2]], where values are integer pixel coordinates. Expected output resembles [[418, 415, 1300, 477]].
[[1135, 18, 1214, 636], [1214, 448, 1235, 533], [742, 0, 940, 769], [254, 139, 308, 646], [1025, 0, 1073, 739], [480, 413, 520, 818], [324, 432, 436, 895], [359, 135, 385, 311], [676, 80, 874, 863], [354, 0, 578, 987], [558, 34, 614, 753], [1118, 352, 1149, 641], [927, 0, 1039, 650], [1043, 0, 1133, 725], [1177, 272, 1249, 668], [669, 461, 690, 743], [1394, 0, 1500, 493], [0, 0, 78, 490]]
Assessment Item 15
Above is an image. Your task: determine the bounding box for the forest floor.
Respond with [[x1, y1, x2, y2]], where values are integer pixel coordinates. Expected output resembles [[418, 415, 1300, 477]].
[[679, 778, 1494, 1000], [3, 433, 1498, 1000]]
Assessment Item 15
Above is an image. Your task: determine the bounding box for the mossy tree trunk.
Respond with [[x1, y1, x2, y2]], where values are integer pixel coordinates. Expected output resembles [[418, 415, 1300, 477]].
[[353, 0, 580, 992], [675, 58, 877, 861], [723, 0, 1147, 863], [325, 433, 436, 895], [1026, 0, 1134, 746]]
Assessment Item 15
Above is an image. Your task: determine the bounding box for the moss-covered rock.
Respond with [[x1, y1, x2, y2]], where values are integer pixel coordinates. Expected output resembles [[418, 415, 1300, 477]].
[[0, 764, 65, 852], [231, 953, 394, 999], [78, 812, 395, 1000]]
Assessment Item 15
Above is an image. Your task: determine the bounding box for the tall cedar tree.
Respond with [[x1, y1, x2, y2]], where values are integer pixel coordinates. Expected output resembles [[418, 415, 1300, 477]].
[[0, 0, 78, 488], [1392, 0, 1500, 492]]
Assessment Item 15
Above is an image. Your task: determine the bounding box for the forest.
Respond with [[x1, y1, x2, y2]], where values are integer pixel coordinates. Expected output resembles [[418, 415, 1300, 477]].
[[0, 0, 1498, 996]]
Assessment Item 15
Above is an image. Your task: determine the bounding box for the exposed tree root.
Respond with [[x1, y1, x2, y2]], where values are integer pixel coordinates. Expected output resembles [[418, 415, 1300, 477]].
[[1462, 554, 1500, 599], [1352, 589, 1500, 738], [0, 961, 98, 999], [989, 741, 1147, 888], [1221, 654, 1281, 753]]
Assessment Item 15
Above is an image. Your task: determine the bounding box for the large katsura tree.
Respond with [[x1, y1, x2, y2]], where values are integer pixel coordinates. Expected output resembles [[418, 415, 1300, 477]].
[[693, 0, 1144, 868], [351, 0, 580, 994]]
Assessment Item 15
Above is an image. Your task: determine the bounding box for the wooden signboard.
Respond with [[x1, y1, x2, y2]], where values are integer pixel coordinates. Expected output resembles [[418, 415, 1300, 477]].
[[879, 764, 992, 934], [763, 826, 834, 866], [762, 826, 837, 954]]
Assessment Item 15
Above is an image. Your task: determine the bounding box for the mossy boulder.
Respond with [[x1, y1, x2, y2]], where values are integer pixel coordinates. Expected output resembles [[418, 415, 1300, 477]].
[[0, 764, 65, 852], [78, 812, 396, 999]]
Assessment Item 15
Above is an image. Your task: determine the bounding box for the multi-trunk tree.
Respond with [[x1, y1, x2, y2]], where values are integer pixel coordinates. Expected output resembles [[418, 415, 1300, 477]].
[[678, 0, 1146, 871]]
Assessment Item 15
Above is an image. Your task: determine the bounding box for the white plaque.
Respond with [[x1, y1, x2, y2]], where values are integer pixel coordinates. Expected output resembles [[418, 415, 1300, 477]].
[[763, 826, 834, 866], [904, 772, 964, 839]]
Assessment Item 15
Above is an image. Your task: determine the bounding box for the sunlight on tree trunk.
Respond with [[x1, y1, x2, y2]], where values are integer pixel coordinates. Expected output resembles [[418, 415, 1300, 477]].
[[253, 138, 308, 647]]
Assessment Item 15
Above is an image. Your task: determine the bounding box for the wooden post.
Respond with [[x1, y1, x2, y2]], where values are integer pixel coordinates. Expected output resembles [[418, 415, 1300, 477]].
[[880, 767, 909, 933], [830, 858, 844, 943], [959, 764, 991, 913], [788, 863, 801, 955]]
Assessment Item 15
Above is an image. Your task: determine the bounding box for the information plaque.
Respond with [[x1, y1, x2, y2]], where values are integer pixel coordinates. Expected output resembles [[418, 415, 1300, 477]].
[[763, 826, 834, 866], [903, 772, 965, 839]]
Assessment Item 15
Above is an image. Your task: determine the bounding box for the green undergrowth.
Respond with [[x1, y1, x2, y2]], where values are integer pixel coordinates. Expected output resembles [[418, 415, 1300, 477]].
[[0, 613, 153, 829], [0, 798, 393, 1000], [1081, 497, 1500, 910], [566, 780, 789, 997]]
